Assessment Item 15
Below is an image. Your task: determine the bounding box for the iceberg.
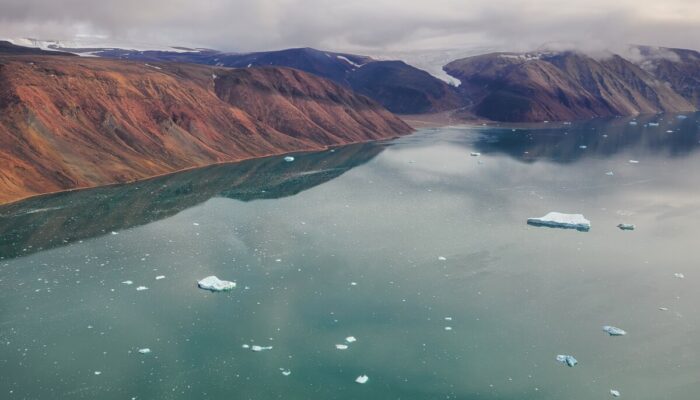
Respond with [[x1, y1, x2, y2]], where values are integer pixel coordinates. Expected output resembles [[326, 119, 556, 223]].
[[527, 212, 591, 231], [470, 152, 481, 156], [610, 389, 621, 397], [138, 348, 152, 354], [345, 336, 357, 343], [628, 160, 639, 164], [136, 286, 148, 291], [617, 224, 635, 230], [251, 345, 273, 352], [603, 325, 627, 336], [197, 276, 236, 292], [605, 171, 615, 176], [556, 354, 578, 367], [284, 156, 295, 162], [355, 375, 369, 384]]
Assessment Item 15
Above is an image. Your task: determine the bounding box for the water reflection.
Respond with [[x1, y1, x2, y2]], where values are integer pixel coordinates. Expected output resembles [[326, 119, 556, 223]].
[[0, 143, 384, 260], [472, 113, 700, 163]]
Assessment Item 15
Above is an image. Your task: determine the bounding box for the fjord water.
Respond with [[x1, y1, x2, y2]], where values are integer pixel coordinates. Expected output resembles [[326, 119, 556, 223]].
[[1, 114, 700, 399]]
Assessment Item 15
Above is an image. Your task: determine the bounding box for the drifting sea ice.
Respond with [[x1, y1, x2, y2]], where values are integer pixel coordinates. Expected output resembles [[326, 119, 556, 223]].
[[197, 276, 236, 291], [284, 156, 295, 162], [155, 275, 165, 280], [610, 389, 621, 397], [556, 354, 578, 367], [470, 152, 481, 156], [335, 344, 349, 350], [674, 273, 685, 279], [355, 375, 369, 384], [603, 326, 627, 336], [527, 212, 591, 231], [122, 280, 133, 285], [605, 171, 614, 176], [251, 345, 273, 352], [136, 286, 148, 291], [138, 348, 151, 354], [629, 160, 640, 164], [345, 336, 357, 343], [617, 224, 635, 230]]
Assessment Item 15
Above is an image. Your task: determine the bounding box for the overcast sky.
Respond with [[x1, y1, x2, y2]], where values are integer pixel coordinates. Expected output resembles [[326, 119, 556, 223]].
[[1, 0, 699, 53]]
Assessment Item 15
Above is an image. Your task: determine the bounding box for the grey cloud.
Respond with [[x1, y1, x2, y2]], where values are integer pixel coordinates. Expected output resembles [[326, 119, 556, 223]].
[[0, 0, 699, 53]]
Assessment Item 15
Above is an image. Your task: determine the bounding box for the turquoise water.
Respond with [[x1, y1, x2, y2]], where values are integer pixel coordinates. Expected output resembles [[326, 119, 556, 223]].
[[1, 114, 700, 399]]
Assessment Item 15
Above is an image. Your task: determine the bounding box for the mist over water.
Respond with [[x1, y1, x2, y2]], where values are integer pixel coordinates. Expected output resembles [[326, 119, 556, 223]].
[[1, 113, 699, 399]]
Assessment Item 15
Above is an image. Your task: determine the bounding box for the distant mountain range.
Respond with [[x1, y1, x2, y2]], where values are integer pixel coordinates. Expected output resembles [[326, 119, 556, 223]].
[[445, 49, 698, 122], [3, 39, 700, 202]]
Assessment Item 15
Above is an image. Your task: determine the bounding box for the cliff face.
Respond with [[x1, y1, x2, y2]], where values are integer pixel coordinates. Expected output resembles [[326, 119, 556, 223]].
[[634, 46, 700, 108], [0, 55, 411, 204], [445, 51, 696, 122]]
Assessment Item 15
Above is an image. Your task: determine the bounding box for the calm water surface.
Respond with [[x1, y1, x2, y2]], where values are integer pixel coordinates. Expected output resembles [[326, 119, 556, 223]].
[[1, 114, 700, 399]]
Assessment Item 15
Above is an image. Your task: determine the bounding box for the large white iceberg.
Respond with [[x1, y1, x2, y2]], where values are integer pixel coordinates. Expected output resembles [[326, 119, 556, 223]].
[[603, 325, 627, 336], [527, 212, 591, 231], [556, 354, 578, 367], [197, 276, 236, 292]]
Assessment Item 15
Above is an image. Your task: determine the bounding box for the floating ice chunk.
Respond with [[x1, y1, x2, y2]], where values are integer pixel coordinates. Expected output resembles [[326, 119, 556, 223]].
[[345, 336, 357, 343], [579, 145, 587, 149], [251, 345, 273, 352], [138, 348, 151, 354], [470, 152, 481, 156], [676, 115, 688, 119], [610, 389, 621, 397], [284, 156, 295, 162], [666, 130, 674, 133], [628, 160, 639, 164], [659, 307, 669, 311], [155, 275, 165, 280], [556, 354, 578, 367], [350, 282, 358, 286], [444, 326, 453, 331], [94, 371, 102, 375], [527, 212, 591, 231], [444, 317, 452, 321], [648, 122, 660, 127], [355, 375, 369, 384], [281, 369, 291, 376], [603, 326, 627, 336], [242, 344, 250, 349], [122, 280, 133, 285], [674, 273, 685, 279], [617, 224, 635, 230], [438, 256, 447, 261], [629, 121, 637, 126], [136, 286, 148, 291], [192, 222, 199, 226], [605, 171, 614, 176], [335, 344, 349, 350], [197, 276, 236, 292], [111, 231, 118, 235]]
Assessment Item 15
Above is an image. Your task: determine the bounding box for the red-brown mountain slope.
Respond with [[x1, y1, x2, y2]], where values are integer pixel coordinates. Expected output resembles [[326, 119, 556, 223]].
[[0, 55, 411, 204]]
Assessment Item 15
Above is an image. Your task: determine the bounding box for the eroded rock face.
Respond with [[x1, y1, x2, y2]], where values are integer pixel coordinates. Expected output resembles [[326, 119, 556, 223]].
[[445, 51, 697, 122], [0, 55, 411, 204]]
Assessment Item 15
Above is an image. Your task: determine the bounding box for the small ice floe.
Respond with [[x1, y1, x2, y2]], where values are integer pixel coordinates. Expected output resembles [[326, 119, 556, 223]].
[[605, 171, 614, 176], [281, 369, 291, 376], [284, 156, 295, 162], [648, 122, 660, 127], [579, 145, 587, 149], [355, 375, 369, 384], [350, 282, 358, 286], [197, 276, 236, 291], [136, 286, 148, 291], [666, 130, 674, 133], [111, 231, 119, 235], [335, 344, 349, 350], [470, 152, 481, 157], [241, 344, 250, 349], [629, 121, 638, 126], [674, 273, 685, 279], [676, 115, 688, 119], [122, 280, 133, 285], [556, 354, 578, 367], [444, 326, 453, 331], [155, 275, 165, 280], [659, 307, 669, 311], [193, 222, 199, 226], [527, 212, 591, 231], [438, 256, 447, 261], [617, 224, 635, 231], [251, 345, 273, 352], [628, 160, 640, 164], [603, 326, 627, 336], [445, 317, 453, 321], [610, 389, 621, 397], [345, 336, 357, 343], [94, 371, 102, 375], [138, 348, 151, 354]]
